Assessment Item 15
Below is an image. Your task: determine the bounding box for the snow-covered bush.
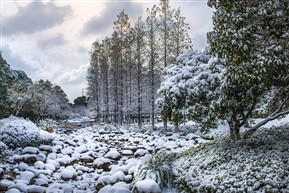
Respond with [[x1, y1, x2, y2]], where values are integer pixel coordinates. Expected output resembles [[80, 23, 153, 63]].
[[131, 150, 176, 191], [157, 47, 224, 132], [0, 116, 41, 149], [173, 125, 289, 192], [0, 142, 8, 162]]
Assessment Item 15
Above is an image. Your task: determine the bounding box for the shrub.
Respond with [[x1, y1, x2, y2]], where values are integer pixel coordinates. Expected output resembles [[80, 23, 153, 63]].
[[131, 150, 176, 191], [0, 116, 41, 149]]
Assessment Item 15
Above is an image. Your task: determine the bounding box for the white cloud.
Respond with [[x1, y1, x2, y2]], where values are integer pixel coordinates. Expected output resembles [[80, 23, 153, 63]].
[[3, 1, 73, 35], [2, 1, 213, 103]]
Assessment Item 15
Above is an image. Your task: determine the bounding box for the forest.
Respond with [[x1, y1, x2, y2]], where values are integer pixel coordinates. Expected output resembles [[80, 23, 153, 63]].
[[86, 0, 191, 130]]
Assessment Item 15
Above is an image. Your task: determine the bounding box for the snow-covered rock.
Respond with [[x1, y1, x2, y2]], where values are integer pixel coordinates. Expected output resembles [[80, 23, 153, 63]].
[[134, 179, 161, 193], [61, 166, 77, 181], [39, 130, 54, 144], [134, 149, 149, 157], [22, 147, 39, 154], [105, 150, 121, 160], [93, 157, 111, 170]]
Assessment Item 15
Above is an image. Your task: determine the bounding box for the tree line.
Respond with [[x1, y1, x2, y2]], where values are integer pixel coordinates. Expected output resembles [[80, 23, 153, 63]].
[[86, 0, 191, 129], [0, 54, 71, 122]]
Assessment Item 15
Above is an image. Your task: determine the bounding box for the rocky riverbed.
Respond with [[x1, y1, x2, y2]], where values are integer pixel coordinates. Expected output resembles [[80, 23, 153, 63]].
[[0, 122, 208, 193]]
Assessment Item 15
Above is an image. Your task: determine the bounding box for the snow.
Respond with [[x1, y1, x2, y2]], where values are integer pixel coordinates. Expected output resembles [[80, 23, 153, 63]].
[[134, 179, 161, 193], [105, 150, 121, 160], [1, 116, 289, 192], [22, 147, 39, 154], [61, 166, 77, 180], [0, 116, 40, 148], [173, 125, 289, 192]]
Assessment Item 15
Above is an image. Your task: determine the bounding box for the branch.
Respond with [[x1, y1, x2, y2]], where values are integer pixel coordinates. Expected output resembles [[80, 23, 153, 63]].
[[243, 96, 289, 139]]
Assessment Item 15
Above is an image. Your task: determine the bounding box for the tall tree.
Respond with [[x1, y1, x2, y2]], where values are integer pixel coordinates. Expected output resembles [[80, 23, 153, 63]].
[[112, 10, 131, 125], [87, 40, 101, 121], [172, 8, 191, 58], [146, 5, 160, 130], [131, 16, 146, 129], [100, 38, 111, 122], [157, 0, 174, 68]]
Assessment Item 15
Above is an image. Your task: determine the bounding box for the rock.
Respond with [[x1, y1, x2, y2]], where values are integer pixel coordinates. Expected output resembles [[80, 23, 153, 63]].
[[61, 166, 77, 181], [39, 145, 53, 153], [80, 155, 94, 163], [0, 179, 15, 191], [134, 179, 161, 193], [8, 182, 28, 192], [110, 171, 125, 184], [134, 149, 149, 157], [34, 179, 48, 187], [78, 182, 89, 190], [6, 188, 21, 193], [75, 145, 88, 154], [22, 147, 39, 155], [122, 150, 133, 156], [93, 158, 111, 171], [23, 154, 38, 165], [27, 185, 46, 193], [44, 126, 54, 133], [0, 168, 4, 180], [185, 133, 200, 140], [18, 171, 35, 184], [39, 130, 54, 144], [105, 150, 121, 160], [36, 154, 46, 162], [63, 185, 74, 193], [34, 161, 46, 170], [18, 162, 29, 171]]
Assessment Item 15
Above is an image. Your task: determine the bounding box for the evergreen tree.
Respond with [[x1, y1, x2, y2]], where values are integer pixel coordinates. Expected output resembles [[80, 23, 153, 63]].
[[209, 0, 289, 140]]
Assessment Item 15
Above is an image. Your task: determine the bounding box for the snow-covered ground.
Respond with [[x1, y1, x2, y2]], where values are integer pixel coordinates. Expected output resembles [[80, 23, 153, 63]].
[[173, 122, 289, 192], [0, 117, 208, 193], [1, 115, 289, 192]]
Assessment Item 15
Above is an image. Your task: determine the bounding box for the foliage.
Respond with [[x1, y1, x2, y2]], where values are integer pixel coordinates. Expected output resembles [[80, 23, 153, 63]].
[[131, 150, 176, 191], [207, 0, 289, 140], [0, 116, 41, 149], [0, 54, 11, 118], [7, 79, 70, 121], [74, 96, 88, 106], [157, 47, 224, 132], [173, 125, 289, 192]]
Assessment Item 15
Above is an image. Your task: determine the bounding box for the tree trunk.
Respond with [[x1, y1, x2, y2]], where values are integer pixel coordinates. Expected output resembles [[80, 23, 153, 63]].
[[228, 121, 241, 141], [163, 116, 167, 131], [174, 121, 179, 132]]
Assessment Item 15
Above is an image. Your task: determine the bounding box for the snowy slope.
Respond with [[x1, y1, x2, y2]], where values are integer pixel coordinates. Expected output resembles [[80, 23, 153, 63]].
[[173, 125, 289, 192]]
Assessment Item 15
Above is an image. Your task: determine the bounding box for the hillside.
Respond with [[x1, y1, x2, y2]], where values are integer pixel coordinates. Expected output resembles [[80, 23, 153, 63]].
[[173, 125, 289, 192]]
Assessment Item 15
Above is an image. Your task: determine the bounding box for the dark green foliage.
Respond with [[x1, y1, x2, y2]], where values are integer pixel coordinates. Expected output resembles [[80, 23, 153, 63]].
[[209, 0, 289, 140], [74, 96, 88, 106]]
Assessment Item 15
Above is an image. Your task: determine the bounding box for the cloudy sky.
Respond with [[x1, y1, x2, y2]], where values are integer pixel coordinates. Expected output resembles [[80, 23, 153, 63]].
[[1, 0, 213, 102]]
